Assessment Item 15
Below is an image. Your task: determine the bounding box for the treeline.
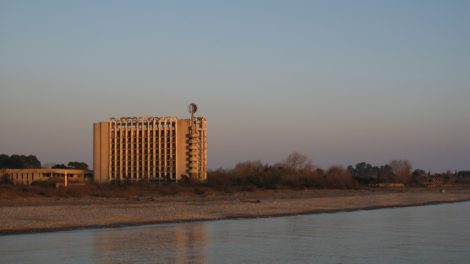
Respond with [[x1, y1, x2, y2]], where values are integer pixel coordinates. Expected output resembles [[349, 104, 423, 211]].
[[348, 161, 470, 186], [0, 154, 41, 169], [52, 162, 89, 170], [207, 152, 470, 190], [0, 154, 89, 171]]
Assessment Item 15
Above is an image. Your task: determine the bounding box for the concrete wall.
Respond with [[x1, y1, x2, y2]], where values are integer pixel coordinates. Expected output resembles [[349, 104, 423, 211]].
[[93, 122, 109, 184]]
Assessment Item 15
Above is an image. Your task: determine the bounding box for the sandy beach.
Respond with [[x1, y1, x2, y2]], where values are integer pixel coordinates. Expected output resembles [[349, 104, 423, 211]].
[[1, 187, 470, 235]]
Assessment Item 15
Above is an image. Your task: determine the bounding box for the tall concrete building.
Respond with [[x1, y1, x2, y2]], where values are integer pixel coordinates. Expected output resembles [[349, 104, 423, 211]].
[[93, 110, 207, 183]]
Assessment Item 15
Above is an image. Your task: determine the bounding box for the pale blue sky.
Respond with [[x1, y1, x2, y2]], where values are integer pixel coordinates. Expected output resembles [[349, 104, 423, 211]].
[[0, 0, 469, 171]]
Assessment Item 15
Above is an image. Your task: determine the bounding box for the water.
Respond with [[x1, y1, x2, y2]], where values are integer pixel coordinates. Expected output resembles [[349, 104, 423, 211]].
[[1, 202, 469, 264]]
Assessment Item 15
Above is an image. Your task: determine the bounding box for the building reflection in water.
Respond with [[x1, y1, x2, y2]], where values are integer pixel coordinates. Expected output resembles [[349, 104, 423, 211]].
[[93, 222, 208, 264]]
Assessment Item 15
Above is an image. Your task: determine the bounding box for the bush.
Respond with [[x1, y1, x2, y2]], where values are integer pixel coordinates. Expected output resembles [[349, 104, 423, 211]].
[[207, 159, 359, 190]]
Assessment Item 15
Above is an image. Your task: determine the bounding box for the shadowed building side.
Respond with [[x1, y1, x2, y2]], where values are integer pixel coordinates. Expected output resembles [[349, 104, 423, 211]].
[[93, 116, 207, 183]]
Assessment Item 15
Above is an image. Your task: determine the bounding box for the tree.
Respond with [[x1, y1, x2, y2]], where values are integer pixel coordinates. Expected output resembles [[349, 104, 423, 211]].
[[67, 161, 89, 170], [229, 160, 265, 186], [50, 162, 89, 170], [0, 154, 41, 169], [0, 154, 9, 168], [378, 165, 395, 183], [325, 166, 354, 189], [349, 162, 379, 184], [52, 164, 68, 169], [389, 160, 412, 183], [282, 152, 310, 171], [411, 169, 427, 185]]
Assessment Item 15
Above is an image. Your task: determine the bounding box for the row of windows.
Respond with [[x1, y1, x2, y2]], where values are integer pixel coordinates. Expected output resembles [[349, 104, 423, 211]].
[[111, 148, 176, 154], [110, 174, 177, 179], [112, 147, 175, 151], [115, 157, 176, 160], [111, 147, 176, 151], [111, 169, 176, 174], [111, 130, 176, 138], [112, 154, 176, 157], [111, 146, 176, 151], [111, 157, 176, 161], [112, 137, 175, 140], [111, 141, 176, 145], [112, 138, 175, 142], [112, 167, 176, 171], [113, 170, 175, 173], [112, 151, 176, 154], [111, 142, 176, 146], [112, 138, 176, 142], [112, 169, 176, 172], [113, 169, 175, 172], [113, 140, 176, 143], [112, 160, 176, 164], [113, 160, 176, 164], [113, 122, 176, 129], [111, 159, 176, 164], [111, 152, 175, 156], [112, 142, 176, 145], [114, 150, 176, 154], [111, 151, 176, 155], [112, 163, 176, 167], [112, 132, 176, 137]]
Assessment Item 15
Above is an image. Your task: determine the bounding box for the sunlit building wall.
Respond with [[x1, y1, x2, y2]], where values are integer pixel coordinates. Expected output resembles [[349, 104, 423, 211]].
[[93, 116, 207, 183]]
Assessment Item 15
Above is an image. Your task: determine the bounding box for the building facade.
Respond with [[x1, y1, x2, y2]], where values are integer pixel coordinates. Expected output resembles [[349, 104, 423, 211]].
[[0, 168, 87, 185], [93, 116, 207, 183]]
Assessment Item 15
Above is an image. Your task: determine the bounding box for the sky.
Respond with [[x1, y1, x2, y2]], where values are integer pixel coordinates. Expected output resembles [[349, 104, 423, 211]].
[[0, 0, 469, 172]]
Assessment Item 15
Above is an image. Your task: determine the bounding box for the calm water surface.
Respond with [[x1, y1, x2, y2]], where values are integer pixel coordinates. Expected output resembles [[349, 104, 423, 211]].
[[1, 202, 469, 264]]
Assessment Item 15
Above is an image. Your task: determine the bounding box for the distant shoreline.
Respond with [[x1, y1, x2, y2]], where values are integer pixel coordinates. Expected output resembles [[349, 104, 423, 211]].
[[1, 187, 470, 235]]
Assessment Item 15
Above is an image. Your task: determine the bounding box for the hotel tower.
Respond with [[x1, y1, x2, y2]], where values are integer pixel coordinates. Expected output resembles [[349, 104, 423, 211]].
[[93, 105, 207, 183]]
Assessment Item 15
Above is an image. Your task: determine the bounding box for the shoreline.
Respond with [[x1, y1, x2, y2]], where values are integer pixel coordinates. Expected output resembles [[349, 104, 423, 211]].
[[2, 198, 470, 236], [1, 188, 470, 235]]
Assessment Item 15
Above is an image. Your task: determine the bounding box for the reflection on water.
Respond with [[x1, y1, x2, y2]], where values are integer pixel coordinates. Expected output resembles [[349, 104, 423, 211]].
[[94, 223, 207, 264], [1, 202, 470, 264], [0, 223, 208, 264]]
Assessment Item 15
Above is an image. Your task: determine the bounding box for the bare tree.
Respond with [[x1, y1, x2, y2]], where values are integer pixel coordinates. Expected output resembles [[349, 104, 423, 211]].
[[325, 166, 354, 188], [283, 152, 311, 171], [389, 159, 412, 183], [232, 160, 264, 177]]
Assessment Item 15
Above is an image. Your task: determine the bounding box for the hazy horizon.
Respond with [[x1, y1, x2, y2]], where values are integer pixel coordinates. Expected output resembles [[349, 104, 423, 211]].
[[1, 1, 469, 172]]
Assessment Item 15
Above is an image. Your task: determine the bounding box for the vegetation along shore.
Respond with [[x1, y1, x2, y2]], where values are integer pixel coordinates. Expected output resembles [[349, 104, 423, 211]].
[[1, 152, 470, 234]]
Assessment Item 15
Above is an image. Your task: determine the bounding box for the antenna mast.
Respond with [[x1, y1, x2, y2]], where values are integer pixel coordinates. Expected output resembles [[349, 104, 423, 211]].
[[188, 103, 198, 124]]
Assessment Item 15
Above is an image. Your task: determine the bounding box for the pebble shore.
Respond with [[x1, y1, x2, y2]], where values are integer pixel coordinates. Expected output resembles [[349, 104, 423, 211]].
[[1, 188, 469, 234]]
